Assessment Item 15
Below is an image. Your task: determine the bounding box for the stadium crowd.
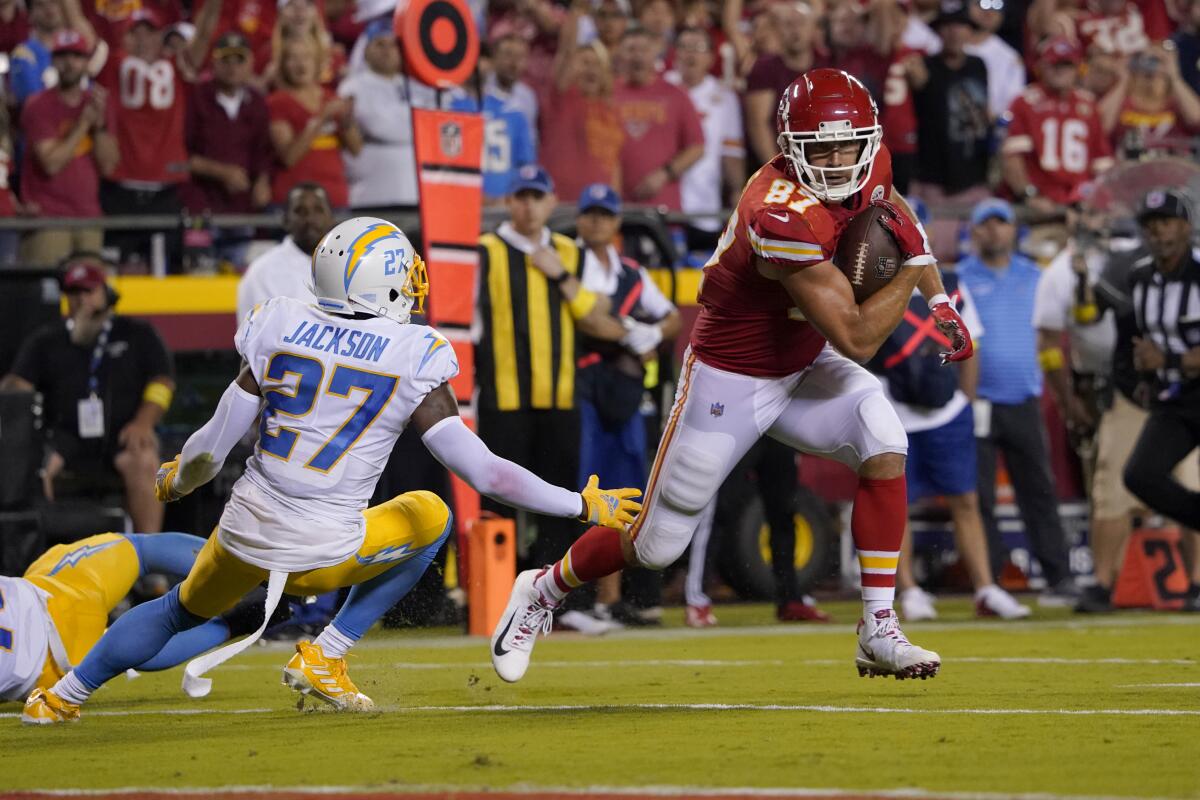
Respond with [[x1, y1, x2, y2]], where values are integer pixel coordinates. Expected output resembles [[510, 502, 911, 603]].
[[2, 0, 1200, 634]]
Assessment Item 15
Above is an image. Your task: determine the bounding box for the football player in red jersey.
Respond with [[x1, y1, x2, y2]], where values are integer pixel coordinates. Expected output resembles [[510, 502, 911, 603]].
[[491, 69, 974, 683]]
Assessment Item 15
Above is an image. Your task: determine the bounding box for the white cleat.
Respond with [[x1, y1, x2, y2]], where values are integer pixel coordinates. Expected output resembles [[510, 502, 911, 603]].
[[899, 587, 938, 621], [491, 568, 555, 683], [856, 609, 941, 680], [975, 584, 1032, 620]]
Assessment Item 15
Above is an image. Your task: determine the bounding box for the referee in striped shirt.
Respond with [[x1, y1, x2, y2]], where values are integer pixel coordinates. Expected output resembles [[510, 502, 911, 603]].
[[1120, 188, 1200, 610]]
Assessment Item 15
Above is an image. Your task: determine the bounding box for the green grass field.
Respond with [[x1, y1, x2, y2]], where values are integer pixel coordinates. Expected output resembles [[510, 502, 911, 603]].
[[3, 600, 1199, 800]]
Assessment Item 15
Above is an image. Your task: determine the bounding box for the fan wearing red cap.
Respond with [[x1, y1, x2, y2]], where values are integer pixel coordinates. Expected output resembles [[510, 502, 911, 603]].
[[0, 253, 176, 536], [999, 35, 1114, 217]]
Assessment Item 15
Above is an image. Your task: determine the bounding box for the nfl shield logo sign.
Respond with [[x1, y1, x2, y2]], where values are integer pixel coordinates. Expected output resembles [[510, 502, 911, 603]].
[[439, 121, 463, 158], [710, 402, 725, 418]]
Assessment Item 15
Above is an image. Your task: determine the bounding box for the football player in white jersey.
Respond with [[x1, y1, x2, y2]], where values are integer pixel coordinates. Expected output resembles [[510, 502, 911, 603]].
[[0, 532, 290, 706], [23, 217, 642, 724]]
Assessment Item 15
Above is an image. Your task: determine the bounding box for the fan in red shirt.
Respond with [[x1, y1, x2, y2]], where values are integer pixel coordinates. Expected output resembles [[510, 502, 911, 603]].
[[1098, 45, 1200, 158], [266, 37, 360, 209], [86, 0, 182, 50], [95, 2, 220, 265], [1001, 37, 1114, 216], [490, 69, 974, 687], [0, 0, 29, 54]]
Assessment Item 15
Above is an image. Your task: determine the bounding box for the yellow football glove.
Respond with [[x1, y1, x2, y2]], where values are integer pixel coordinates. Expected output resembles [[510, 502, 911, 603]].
[[155, 455, 184, 503], [578, 474, 643, 528]]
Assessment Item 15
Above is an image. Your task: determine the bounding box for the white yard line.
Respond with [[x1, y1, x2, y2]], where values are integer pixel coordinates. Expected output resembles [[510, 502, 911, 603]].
[[1, 783, 1179, 800], [3, 702, 1196, 720], [1115, 683, 1200, 688]]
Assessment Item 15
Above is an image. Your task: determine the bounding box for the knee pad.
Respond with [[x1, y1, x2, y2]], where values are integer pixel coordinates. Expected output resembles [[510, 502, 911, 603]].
[[659, 433, 733, 514], [853, 391, 908, 460], [633, 518, 694, 570]]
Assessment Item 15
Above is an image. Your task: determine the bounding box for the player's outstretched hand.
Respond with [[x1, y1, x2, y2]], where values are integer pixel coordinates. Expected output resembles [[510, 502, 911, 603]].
[[870, 198, 935, 268], [578, 474, 643, 528], [930, 301, 974, 364], [155, 455, 184, 503]]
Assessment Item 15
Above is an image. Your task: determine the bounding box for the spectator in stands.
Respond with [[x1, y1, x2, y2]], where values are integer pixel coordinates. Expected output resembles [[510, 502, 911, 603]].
[[487, 33, 539, 148], [0, 255, 174, 533], [825, 0, 892, 101], [267, 0, 343, 89], [338, 20, 436, 210], [215, 0, 276, 76], [958, 198, 1081, 605], [1173, 0, 1200, 96], [591, 0, 630, 57], [637, 0, 676, 66], [97, 3, 221, 269], [744, 2, 823, 164], [965, 0, 1026, 120], [613, 26, 704, 211], [0, 105, 20, 265], [544, 7, 623, 203], [474, 165, 627, 575], [1001, 38, 1112, 221], [182, 31, 272, 267], [1119, 188, 1200, 612], [268, 39, 361, 210], [236, 182, 332, 321], [0, 0, 30, 54], [486, 0, 564, 98], [574, 182, 680, 631], [1081, 42, 1123, 99], [910, 0, 992, 262], [19, 31, 117, 267], [667, 26, 744, 243], [447, 68, 537, 205], [9, 0, 88, 108], [1099, 45, 1200, 159], [84, 0, 180, 50], [1029, 0, 1154, 62]]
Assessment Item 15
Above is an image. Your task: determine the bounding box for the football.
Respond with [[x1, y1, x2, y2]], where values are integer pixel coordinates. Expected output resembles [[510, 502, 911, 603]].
[[833, 205, 903, 304]]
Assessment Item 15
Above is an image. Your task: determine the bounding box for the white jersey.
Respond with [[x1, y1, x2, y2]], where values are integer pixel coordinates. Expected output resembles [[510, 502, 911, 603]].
[[0, 576, 53, 702], [220, 297, 459, 571]]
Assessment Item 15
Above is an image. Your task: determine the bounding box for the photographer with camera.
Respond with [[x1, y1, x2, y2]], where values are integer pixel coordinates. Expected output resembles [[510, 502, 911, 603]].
[[0, 255, 175, 533]]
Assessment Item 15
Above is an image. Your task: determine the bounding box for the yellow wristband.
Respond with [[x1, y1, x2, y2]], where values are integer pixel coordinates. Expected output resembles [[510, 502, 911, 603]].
[[1073, 304, 1098, 324], [643, 358, 659, 389], [1038, 347, 1065, 372], [567, 288, 598, 320], [142, 381, 174, 411]]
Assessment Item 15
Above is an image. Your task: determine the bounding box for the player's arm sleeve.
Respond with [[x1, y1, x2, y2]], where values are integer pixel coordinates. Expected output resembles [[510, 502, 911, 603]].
[[421, 416, 583, 518], [747, 208, 825, 269], [174, 379, 261, 495]]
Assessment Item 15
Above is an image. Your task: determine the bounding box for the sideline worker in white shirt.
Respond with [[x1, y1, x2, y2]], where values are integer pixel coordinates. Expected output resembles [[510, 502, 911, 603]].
[[237, 183, 334, 322]]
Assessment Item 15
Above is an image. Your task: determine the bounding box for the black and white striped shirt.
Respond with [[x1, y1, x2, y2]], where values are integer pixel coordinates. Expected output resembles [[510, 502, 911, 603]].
[[1130, 247, 1200, 396]]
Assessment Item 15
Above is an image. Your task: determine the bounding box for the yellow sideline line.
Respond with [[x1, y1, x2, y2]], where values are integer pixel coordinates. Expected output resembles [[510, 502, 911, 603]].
[[106, 271, 705, 317]]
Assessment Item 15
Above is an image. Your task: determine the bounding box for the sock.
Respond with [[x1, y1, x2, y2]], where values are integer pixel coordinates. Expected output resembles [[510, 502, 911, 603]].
[[134, 619, 231, 672], [51, 671, 94, 705], [72, 585, 206, 695], [125, 532, 207, 578], [852, 476, 907, 619], [314, 625, 357, 659], [325, 519, 452, 644], [533, 525, 628, 605]]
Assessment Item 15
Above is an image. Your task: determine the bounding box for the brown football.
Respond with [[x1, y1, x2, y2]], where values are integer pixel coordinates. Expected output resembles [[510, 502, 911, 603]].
[[833, 205, 902, 304]]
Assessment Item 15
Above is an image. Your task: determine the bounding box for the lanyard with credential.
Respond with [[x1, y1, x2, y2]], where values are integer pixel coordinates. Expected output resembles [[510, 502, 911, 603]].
[[85, 319, 113, 399]]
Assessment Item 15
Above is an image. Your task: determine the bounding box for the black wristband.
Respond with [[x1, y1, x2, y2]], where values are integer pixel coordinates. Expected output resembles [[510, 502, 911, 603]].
[[549, 272, 570, 286]]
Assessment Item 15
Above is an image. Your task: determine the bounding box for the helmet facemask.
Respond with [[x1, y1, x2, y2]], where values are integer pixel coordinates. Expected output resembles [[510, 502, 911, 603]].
[[778, 118, 882, 202], [349, 254, 430, 325]]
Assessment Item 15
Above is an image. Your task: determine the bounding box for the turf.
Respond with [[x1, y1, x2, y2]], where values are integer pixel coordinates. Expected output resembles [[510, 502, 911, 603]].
[[3, 600, 1199, 799]]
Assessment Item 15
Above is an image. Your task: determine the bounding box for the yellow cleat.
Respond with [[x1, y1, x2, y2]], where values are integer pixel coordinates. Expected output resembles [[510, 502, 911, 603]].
[[282, 641, 374, 711], [21, 689, 80, 725]]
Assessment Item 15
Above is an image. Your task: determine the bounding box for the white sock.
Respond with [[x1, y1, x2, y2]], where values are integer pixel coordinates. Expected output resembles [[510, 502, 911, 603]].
[[52, 671, 94, 705], [313, 625, 357, 660], [974, 583, 997, 600]]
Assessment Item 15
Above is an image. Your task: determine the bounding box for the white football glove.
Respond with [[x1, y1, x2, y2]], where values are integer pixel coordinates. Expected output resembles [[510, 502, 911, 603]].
[[620, 319, 663, 356]]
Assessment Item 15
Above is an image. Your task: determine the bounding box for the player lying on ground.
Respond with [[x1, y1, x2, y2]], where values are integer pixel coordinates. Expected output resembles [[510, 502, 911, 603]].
[[0, 532, 287, 705], [492, 69, 974, 683], [23, 217, 641, 724]]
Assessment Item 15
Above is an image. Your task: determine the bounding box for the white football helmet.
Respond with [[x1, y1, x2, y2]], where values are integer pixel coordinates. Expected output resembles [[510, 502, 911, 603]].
[[312, 217, 428, 324]]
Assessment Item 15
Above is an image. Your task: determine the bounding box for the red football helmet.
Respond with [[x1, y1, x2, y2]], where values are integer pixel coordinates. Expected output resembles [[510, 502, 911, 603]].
[[776, 69, 883, 202]]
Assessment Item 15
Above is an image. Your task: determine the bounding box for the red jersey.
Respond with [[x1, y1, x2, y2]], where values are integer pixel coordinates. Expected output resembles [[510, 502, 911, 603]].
[[1001, 85, 1113, 205], [20, 87, 118, 216], [0, 147, 16, 216], [1075, 2, 1150, 56], [267, 89, 348, 208], [99, 51, 189, 184], [86, 0, 183, 48], [881, 50, 919, 156], [691, 146, 894, 378]]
